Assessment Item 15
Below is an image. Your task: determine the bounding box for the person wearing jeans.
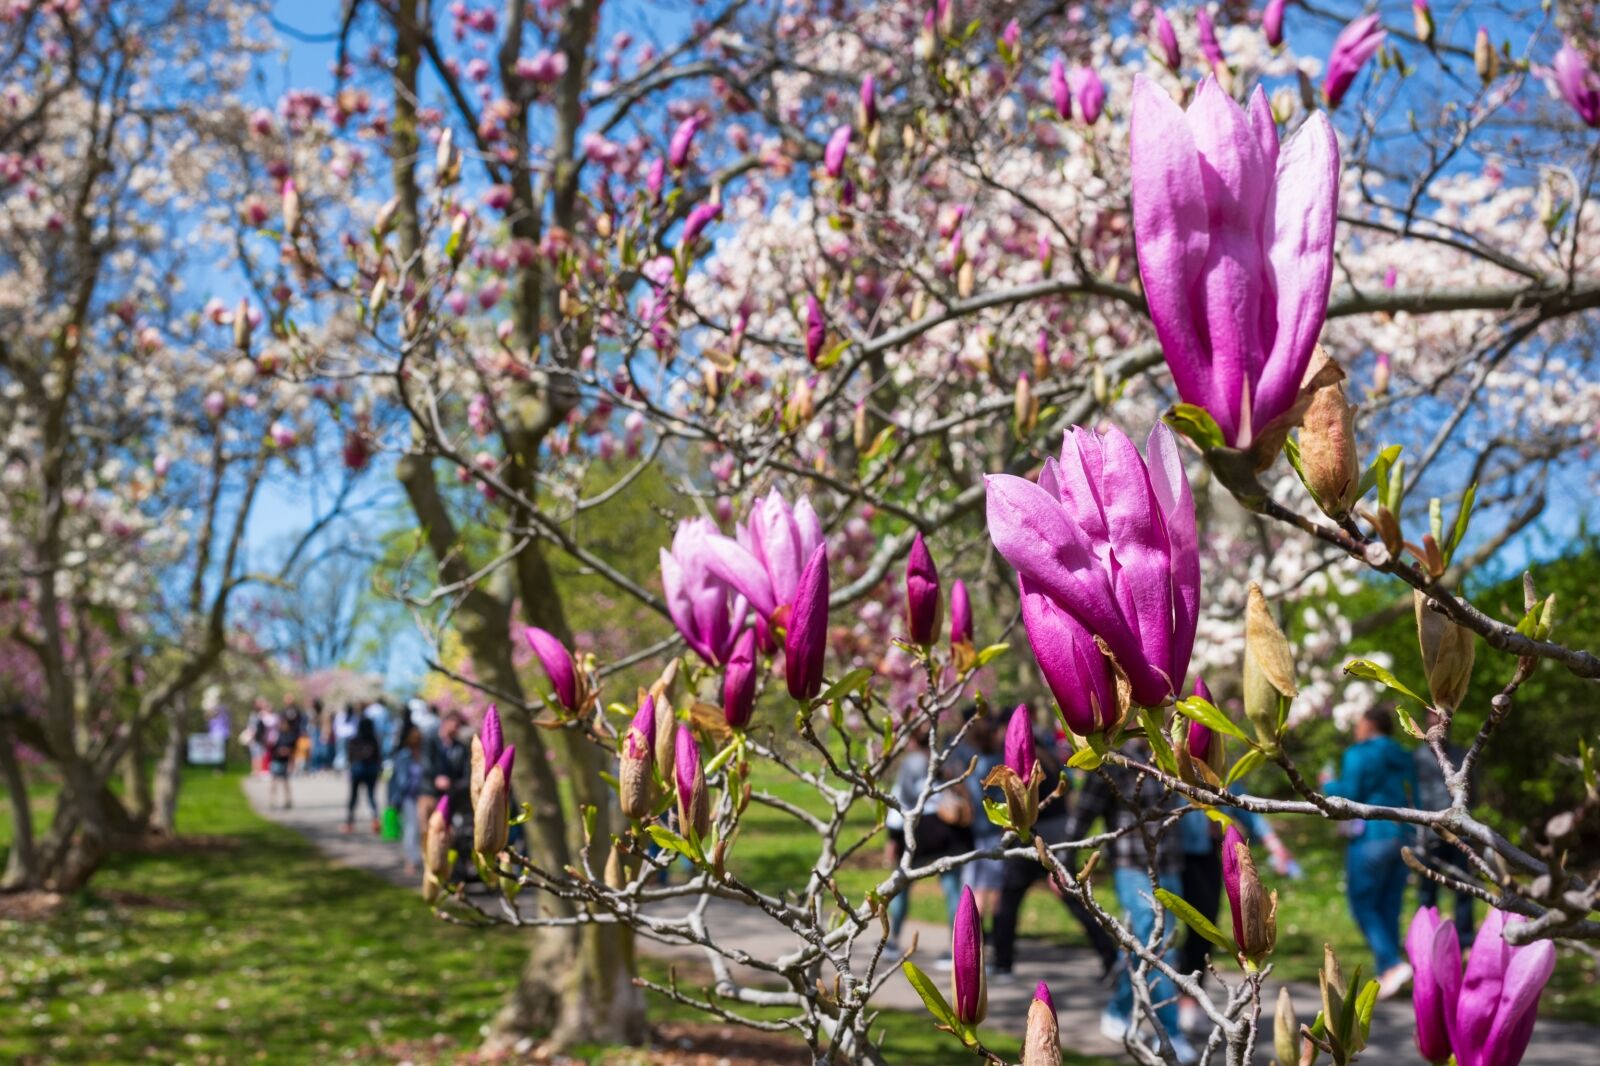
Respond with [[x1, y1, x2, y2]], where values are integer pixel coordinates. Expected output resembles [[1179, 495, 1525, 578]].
[[1110, 866, 1184, 1035], [1066, 741, 1195, 1064], [1323, 706, 1419, 998]]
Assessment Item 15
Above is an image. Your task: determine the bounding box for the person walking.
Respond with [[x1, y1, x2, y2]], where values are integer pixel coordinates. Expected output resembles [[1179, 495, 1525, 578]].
[[389, 723, 427, 875], [1067, 739, 1195, 1063], [243, 698, 270, 777], [1322, 705, 1419, 999], [990, 708, 1118, 982], [1412, 709, 1476, 944], [1174, 804, 1298, 1032], [955, 708, 1005, 920], [333, 702, 362, 771], [266, 704, 298, 809], [343, 717, 384, 834], [885, 724, 973, 964], [424, 711, 471, 826], [206, 701, 231, 773]]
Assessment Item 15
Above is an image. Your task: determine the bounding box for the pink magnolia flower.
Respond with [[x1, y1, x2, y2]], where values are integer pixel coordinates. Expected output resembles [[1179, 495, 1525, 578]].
[[804, 294, 825, 364], [680, 200, 721, 246], [1324, 12, 1387, 109], [986, 424, 1199, 712], [1151, 10, 1181, 71], [903, 531, 941, 645], [1412, 906, 1556, 1066], [783, 544, 829, 701], [1129, 76, 1339, 448], [1263, 0, 1287, 48], [948, 577, 972, 645], [1552, 43, 1600, 128], [659, 517, 750, 666], [668, 115, 700, 169], [1196, 9, 1226, 72], [1068, 65, 1105, 124], [823, 124, 851, 178], [702, 489, 823, 622], [1049, 58, 1071, 120]]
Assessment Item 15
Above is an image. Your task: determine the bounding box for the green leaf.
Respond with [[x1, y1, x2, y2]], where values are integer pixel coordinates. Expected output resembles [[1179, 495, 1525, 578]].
[[1154, 888, 1232, 951], [1342, 659, 1426, 706], [1357, 444, 1402, 506], [1354, 977, 1380, 1043], [1396, 705, 1424, 739], [1066, 745, 1103, 770], [864, 425, 897, 461], [973, 642, 1010, 668], [1284, 436, 1320, 506], [1164, 403, 1226, 452], [1384, 457, 1407, 515], [983, 798, 1013, 831], [645, 825, 699, 864], [817, 339, 851, 369], [900, 960, 957, 1029], [1224, 748, 1267, 788], [1173, 696, 1251, 743], [1139, 708, 1178, 778], [818, 667, 875, 704]]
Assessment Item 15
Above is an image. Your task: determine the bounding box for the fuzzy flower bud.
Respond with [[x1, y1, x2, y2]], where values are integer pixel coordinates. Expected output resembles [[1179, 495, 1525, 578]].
[[951, 885, 986, 1025], [619, 695, 656, 820], [722, 628, 758, 730], [1298, 355, 1360, 515], [904, 531, 942, 646], [1242, 584, 1296, 749], [1022, 981, 1059, 1066], [674, 724, 710, 841], [1415, 591, 1475, 712], [1223, 824, 1277, 962]]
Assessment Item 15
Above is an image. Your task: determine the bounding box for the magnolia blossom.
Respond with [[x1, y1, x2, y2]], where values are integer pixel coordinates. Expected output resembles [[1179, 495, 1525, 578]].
[[823, 124, 851, 178], [1552, 43, 1600, 128], [986, 424, 1199, 711], [1324, 13, 1386, 109], [660, 517, 749, 666], [1409, 907, 1556, 1066], [703, 489, 824, 621], [1068, 66, 1105, 124], [1129, 76, 1339, 448], [1150, 9, 1180, 71]]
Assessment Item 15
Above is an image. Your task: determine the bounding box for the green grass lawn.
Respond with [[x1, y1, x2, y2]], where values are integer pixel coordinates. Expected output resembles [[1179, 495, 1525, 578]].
[[0, 771, 1104, 1065]]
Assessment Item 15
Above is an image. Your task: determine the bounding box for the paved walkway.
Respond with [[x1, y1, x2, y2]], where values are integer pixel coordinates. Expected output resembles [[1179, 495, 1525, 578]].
[[243, 773, 1598, 1064]]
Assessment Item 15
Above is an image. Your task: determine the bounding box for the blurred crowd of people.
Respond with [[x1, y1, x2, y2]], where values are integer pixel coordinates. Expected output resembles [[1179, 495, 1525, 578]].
[[232, 696, 488, 877], [882, 701, 1471, 1063]]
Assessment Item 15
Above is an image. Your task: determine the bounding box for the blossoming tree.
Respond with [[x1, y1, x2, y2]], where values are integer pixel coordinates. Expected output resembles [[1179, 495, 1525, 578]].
[[218, 0, 1600, 1061]]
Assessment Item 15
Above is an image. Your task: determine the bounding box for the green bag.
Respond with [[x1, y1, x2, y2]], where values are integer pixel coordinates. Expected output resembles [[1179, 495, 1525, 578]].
[[381, 805, 402, 841]]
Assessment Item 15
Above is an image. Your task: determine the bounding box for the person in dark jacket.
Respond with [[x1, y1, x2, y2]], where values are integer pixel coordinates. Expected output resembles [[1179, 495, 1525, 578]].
[[342, 717, 383, 834], [1067, 739, 1191, 1060], [1322, 706, 1419, 997], [990, 710, 1118, 981], [425, 712, 471, 820]]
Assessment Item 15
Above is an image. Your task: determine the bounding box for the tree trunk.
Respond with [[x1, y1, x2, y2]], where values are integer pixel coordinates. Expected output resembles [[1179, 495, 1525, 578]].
[[0, 721, 39, 890], [150, 701, 185, 836], [121, 714, 153, 828]]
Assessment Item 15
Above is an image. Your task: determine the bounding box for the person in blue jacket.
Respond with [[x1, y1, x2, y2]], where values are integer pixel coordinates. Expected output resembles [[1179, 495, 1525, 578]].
[[1321, 705, 1419, 999]]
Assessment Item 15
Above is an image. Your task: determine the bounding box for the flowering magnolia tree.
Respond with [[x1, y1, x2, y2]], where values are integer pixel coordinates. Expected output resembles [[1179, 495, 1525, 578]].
[[131, 0, 1600, 1060], [0, 0, 365, 891]]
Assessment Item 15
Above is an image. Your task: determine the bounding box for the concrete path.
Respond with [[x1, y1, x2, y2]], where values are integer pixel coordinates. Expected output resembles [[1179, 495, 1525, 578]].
[[243, 773, 1599, 1064]]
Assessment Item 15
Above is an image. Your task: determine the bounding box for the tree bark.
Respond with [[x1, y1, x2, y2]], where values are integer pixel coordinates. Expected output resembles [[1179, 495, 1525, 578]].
[[121, 714, 153, 828], [386, 0, 638, 1048], [150, 699, 186, 836], [0, 720, 39, 890]]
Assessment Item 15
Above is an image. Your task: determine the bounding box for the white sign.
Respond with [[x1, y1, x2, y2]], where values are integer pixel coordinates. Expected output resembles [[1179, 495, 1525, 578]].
[[187, 733, 226, 766]]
